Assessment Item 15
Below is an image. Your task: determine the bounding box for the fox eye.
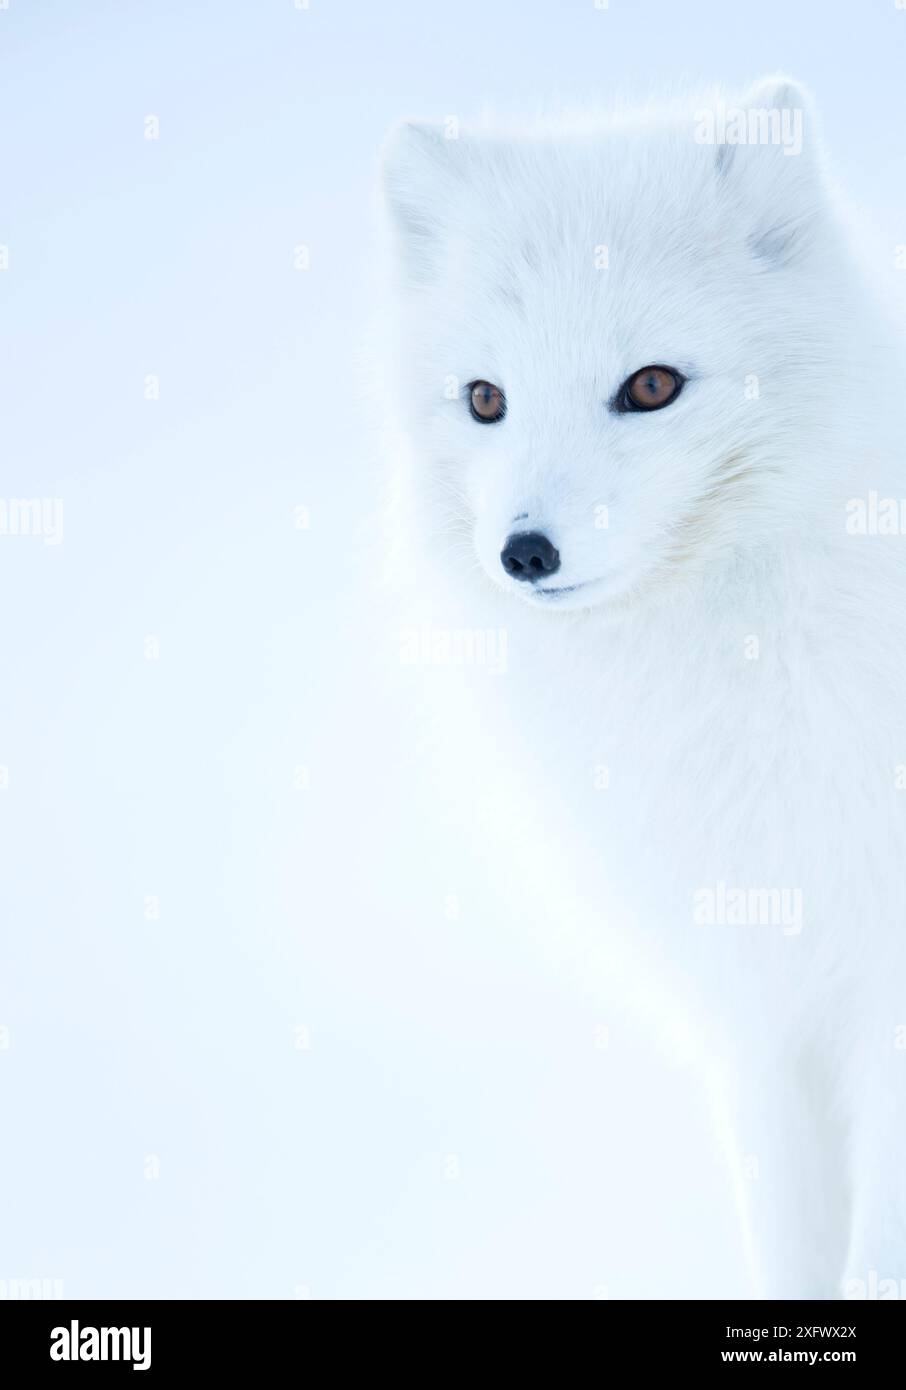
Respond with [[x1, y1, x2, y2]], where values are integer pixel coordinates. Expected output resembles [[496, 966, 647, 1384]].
[[468, 380, 506, 423], [617, 366, 684, 413]]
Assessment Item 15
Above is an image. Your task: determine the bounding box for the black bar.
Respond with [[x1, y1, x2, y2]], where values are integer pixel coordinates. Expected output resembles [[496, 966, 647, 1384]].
[[0, 1298, 902, 1373]]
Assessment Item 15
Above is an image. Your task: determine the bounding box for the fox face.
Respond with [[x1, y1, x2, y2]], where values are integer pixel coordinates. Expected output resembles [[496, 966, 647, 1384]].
[[382, 79, 852, 614]]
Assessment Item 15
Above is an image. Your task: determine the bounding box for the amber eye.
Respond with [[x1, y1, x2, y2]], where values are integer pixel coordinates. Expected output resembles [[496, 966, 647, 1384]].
[[618, 365, 684, 413], [468, 380, 506, 423]]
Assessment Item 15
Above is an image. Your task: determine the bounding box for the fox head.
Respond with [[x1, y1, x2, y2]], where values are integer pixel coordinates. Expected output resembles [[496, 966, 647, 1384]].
[[382, 78, 864, 616]]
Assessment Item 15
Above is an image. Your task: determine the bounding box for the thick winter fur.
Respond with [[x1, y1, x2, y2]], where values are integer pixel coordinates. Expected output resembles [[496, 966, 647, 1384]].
[[379, 78, 906, 1298]]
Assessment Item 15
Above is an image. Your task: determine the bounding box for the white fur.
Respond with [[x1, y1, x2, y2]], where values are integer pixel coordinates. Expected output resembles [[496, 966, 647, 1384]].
[[379, 77, 906, 1298]]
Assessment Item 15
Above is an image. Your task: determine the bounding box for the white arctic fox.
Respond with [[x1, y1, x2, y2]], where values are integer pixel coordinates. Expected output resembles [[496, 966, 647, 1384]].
[[379, 77, 906, 1299]]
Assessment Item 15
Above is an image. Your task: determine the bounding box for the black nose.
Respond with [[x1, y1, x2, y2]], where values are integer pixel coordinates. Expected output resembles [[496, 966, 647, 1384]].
[[500, 531, 560, 583]]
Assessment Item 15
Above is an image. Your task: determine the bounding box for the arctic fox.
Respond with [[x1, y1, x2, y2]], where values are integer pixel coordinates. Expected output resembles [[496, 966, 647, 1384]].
[[380, 77, 906, 1299]]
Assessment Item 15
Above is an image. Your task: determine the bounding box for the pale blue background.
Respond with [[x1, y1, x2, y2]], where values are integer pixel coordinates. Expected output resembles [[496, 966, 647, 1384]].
[[0, 0, 903, 1299]]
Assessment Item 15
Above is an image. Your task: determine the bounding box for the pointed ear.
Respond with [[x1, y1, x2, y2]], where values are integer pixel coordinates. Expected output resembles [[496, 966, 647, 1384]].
[[381, 119, 464, 286], [709, 75, 827, 266]]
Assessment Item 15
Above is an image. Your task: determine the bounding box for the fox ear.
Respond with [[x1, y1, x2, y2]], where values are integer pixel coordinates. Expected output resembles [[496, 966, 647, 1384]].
[[381, 119, 463, 285], [708, 75, 827, 266]]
